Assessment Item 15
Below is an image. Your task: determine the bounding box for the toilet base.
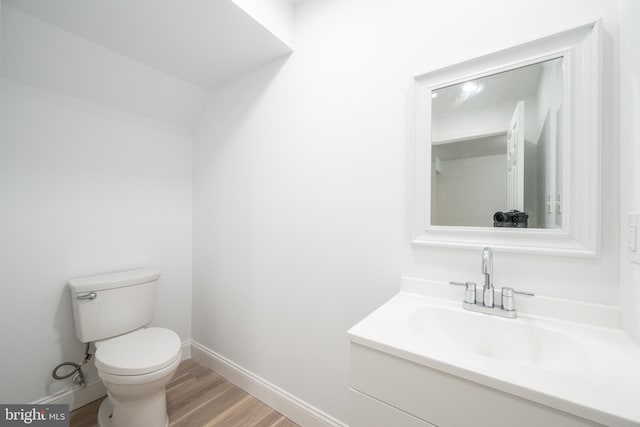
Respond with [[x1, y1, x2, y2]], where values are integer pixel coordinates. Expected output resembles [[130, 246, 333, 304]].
[[95, 349, 180, 427], [97, 396, 113, 427], [97, 395, 168, 427]]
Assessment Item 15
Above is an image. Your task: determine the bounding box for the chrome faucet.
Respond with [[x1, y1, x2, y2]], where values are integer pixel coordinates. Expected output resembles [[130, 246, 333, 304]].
[[482, 247, 494, 307], [450, 247, 534, 319]]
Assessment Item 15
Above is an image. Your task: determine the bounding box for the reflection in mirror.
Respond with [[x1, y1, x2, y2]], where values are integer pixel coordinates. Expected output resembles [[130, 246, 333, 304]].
[[430, 58, 563, 229]]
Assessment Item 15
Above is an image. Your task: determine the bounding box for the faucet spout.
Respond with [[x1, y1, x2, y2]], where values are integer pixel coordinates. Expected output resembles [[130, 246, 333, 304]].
[[482, 247, 494, 307]]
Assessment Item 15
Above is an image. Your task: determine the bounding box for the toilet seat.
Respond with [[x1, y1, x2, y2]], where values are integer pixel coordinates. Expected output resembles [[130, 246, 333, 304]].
[[98, 356, 181, 386], [95, 327, 181, 376]]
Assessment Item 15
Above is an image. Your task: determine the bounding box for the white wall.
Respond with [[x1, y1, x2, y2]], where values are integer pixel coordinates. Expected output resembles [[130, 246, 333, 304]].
[[0, 79, 193, 404], [0, 4, 196, 404], [432, 154, 507, 227], [618, 0, 640, 341], [192, 0, 620, 423]]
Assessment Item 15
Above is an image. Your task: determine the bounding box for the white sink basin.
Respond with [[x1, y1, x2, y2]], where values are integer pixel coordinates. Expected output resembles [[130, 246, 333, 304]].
[[409, 305, 588, 370], [347, 278, 640, 426]]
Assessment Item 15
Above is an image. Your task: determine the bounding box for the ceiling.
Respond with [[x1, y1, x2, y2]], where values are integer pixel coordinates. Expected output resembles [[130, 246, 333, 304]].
[[433, 133, 507, 161], [432, 59, 558, 118], [3, 0, 293, 90]]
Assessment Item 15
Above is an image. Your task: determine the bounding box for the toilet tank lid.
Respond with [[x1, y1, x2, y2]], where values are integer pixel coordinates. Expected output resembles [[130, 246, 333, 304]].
[[68, 268, 161, 293]]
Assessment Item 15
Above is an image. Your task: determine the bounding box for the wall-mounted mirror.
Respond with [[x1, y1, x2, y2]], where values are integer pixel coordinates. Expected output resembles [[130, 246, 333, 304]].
[[411, 21, 602, 256], [431, 57, 563, 229]]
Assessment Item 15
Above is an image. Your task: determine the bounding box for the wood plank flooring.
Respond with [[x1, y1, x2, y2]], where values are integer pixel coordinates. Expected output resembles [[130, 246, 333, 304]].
[[70, 359, 299, 427]]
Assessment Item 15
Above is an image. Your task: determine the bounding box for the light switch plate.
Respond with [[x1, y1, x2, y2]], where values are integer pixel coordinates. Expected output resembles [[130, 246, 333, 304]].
[[630, 212, 640, 265]]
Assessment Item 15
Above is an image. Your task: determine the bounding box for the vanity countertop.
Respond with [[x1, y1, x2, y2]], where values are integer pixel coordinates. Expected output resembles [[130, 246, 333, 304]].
[[347, 277, 640, 427]]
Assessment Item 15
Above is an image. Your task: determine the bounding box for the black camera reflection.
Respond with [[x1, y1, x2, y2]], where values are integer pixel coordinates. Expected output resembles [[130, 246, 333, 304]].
[[493, 210, 529, 228]]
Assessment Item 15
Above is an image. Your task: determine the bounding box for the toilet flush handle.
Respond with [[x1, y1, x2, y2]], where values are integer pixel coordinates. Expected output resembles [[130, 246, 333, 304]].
[[76, 292, 97, 300]]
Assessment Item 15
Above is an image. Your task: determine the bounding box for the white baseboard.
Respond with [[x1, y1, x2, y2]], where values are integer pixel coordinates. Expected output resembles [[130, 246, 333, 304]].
[[180, 339, 192, 360], [191, 341, 347, 427], [33, 378, 106, 411], [33, 340, 341, 426], [34, 340, 193, 411]]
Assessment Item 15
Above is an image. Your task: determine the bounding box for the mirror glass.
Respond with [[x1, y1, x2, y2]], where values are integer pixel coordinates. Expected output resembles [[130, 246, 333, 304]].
[[430, 57, 563, 229]]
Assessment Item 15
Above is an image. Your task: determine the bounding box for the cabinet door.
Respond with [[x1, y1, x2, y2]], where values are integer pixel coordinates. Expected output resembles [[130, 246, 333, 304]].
[[351, 343, 601, 427], [350, 389, 435, 427]]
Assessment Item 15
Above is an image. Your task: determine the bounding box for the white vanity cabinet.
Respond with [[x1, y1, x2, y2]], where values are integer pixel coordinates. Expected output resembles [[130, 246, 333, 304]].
[[349, 343, 599, 427], [347, 277, 640, 427]]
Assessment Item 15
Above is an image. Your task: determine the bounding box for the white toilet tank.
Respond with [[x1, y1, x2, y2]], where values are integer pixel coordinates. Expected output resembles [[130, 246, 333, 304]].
[[68, 268, 161, 343]]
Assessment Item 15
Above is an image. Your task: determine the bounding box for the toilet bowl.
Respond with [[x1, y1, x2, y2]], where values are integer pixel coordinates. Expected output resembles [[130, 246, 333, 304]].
[[95, 327, 182, 427], [68, 269, 180, 427]]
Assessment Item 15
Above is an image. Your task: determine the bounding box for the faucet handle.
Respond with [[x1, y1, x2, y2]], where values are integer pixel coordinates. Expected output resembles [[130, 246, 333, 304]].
[[449, 281, 467, 286], [501, 287, 534, 311], [501, 287, 515, 311], [450, 281, 476, 304]]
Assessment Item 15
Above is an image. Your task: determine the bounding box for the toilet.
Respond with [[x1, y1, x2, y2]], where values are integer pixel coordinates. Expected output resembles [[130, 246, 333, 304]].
[[68, 269, 182, 427]]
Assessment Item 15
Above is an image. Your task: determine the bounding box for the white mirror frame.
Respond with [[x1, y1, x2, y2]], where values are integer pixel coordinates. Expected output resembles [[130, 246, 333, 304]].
[[410, 21, 602, 257]]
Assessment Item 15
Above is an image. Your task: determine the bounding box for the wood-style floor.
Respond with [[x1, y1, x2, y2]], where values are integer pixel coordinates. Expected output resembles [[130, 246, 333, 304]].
[[70, 359, 299, 427]]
